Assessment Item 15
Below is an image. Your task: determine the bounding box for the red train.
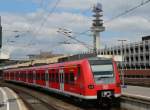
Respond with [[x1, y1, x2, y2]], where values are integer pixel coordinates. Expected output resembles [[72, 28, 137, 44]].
[[3, 56, 121, 105]]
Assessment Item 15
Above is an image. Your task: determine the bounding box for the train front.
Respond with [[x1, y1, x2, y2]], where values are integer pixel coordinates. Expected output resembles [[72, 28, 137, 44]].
[[84, 56, 121, 105]]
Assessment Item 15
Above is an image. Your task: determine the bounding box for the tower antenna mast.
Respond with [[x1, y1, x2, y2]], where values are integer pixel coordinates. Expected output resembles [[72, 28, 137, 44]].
[[91, 3, 105, 54]]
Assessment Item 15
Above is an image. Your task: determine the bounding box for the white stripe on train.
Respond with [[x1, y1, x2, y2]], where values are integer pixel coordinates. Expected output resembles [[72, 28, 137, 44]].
[[5, 79, 121, 99]]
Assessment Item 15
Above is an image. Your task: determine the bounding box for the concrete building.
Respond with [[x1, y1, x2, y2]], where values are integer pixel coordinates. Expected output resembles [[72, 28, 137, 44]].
[[99, 36, 150, 69]]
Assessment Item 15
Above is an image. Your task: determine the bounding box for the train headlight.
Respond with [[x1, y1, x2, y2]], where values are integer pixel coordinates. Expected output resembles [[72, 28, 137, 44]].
[[88, 85, 94, 89]]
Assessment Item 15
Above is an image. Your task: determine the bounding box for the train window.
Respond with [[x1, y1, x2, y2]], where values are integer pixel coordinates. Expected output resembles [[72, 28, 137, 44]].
[[22, 72, 24, 78], [39, 73, 41, 80], [24, 73, 26, 79], [41, 74, 43, 80], [41, 73, 45, 81], [56, 72, 59, 82], [128, 75, 131, 78], [23, 72, 26, 79], [20, 73, 22, 78], [137, 75, 141, 78], [62, 74, 64, 83], [14, 73, 16, 79], [146, 76, 150, 78], [29, 73, 31, 79], [91, 64, 113, 77], [16, 72, 18, 79], [7, 72, 9, 78], [45, 70, 49, 81], [28, 73, 30, 79], [10, 72, 11, 79], [77, 66, 80, 77], [36, 73, 40, 80], [14, 72, 17, 78], [18, 72, 19, 78], [10, 72, 12, 79], [20, 72, 23, 78], [28, 73, 31, 80], [89, 59, 115, 84], [31, 73, 32, 79], [30, 72, 33, 80], [12, 72, 14, 79], [22, 72, 23, 78], [37, 73, 39, 80], [9, 72, 11, 78], [23, 73, 25, 78], [69, 72, 74, 84], [132, 75, 135, 78], [49, 73, 51, 81], [52, 73, 55, 82], [45, 72, 49, 81], [28, 72, 33, 80], [65, 74, 69, 84], [19, 73, 21, 78]]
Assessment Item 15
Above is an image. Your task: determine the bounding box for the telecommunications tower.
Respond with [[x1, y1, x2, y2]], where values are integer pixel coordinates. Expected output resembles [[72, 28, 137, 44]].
[[91, 3, 105, 54]]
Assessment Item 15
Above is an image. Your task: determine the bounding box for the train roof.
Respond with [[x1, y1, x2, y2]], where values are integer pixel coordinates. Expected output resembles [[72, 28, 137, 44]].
[[3, 55, 118, 72]]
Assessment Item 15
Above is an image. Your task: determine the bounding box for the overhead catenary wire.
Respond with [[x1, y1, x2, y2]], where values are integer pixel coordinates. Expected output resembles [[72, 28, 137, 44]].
[[26, 0, 46, 33], [34, 0, 61, 35], [57, 28, 93, 49], [58, 0, 93, 37], [39, 0, 44, 8], [5, 0, 61, 49], [28, 0, 61, 46], [106, 0, 150, 24], [73, 0, 150, 51], [4, 0, 50, 48], [74, 0, 150, 40]]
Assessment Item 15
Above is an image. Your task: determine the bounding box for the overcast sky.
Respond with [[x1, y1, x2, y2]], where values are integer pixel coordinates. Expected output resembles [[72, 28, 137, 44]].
[[1, 0, 150, 59]]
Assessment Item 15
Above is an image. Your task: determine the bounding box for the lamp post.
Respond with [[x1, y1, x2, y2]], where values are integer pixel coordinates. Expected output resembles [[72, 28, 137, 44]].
[[118, 39, 127, 88]]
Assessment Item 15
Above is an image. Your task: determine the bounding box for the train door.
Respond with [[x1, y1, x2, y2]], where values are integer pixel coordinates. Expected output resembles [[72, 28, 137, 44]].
[[33, 70, 36, 84], [45, 69, 49, 87], [59, 68, 64, 91]]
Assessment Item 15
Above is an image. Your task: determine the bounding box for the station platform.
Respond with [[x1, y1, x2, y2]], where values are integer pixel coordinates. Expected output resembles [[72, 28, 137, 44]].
[[0, 87, 28, 110], [122, 85, 150, 100]]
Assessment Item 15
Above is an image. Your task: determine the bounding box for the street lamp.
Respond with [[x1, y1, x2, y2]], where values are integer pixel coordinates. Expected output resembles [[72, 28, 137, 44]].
[[118, 39, 127, 88]]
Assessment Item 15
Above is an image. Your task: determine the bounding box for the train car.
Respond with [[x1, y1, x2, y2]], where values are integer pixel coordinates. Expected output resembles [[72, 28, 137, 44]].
[[3, 56, 121, 105], [124, 69, 150, 86]]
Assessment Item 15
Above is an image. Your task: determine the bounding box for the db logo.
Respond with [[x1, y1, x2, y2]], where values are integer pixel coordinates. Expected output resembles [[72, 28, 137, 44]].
[[103, 85, 108, 89]]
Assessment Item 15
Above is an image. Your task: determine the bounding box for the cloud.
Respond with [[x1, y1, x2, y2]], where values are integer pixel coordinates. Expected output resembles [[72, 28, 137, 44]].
[[106, 16, 150, 33], [1, 0, 150, 59], [54, 44, 87, 54], [1, 10, 91, 59]]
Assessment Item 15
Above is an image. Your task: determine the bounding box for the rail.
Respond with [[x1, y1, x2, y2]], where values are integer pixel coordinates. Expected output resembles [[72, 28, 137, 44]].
[[1, 82, 84, 110], [121, 93, 150, 110]]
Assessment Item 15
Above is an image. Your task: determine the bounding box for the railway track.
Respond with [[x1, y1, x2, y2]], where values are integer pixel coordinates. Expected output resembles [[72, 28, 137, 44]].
[[0, 81, 122, 110], [0, 81, 85, 110], [0, 82, 58, 110]]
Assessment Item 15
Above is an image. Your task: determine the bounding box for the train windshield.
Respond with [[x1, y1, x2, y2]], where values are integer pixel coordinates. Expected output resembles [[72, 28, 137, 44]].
[[91, 64, 113, 77], [89, 58, 115, 84]]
